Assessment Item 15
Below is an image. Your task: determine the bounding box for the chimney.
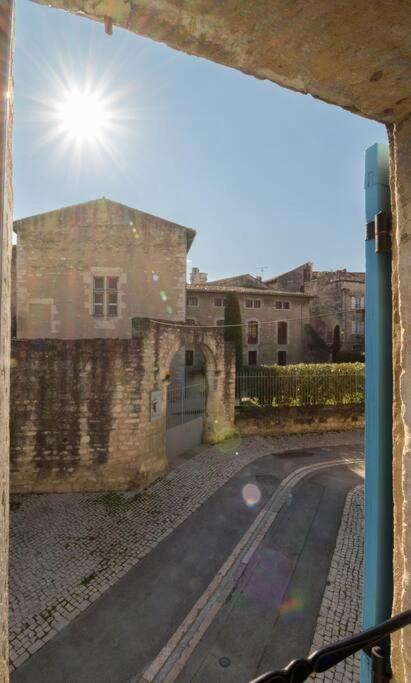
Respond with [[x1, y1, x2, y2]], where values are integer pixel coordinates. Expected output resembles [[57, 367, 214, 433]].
[[190, 267, 208, 284]]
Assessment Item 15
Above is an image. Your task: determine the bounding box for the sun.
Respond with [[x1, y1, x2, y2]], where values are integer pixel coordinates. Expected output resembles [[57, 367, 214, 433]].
[[56, 88, 110, 143]]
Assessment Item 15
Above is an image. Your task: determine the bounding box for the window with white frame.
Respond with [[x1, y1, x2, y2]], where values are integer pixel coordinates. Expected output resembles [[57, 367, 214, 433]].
[[187, 295, 199, 307], [275, 300, 290, 310], [351, 296, 364, 310], [245, 299, 261, 309], [93, 276, 118, 317], [247, 320, 259, 344], [213, 297, 226, 307]]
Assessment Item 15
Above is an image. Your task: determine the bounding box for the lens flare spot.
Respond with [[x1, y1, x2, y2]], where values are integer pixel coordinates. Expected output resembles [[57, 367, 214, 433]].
[[166, 305, 173, 315], [129, 220, 134, 227], [160, 290, 167, 301], [152, 273, 160, 282], [215, 433, 241, 455], [242, 483, 261, 508], [278, 595, 304, 616]]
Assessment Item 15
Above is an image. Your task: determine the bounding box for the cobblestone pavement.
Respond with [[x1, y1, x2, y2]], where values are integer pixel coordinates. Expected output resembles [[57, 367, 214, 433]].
[[9, 430, 363, 672], [310, 485, 364, 682]]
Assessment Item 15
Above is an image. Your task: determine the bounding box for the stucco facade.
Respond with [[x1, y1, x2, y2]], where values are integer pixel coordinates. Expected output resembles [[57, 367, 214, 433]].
[[186, 279, 311, 366], [14, 198, 194, 339]]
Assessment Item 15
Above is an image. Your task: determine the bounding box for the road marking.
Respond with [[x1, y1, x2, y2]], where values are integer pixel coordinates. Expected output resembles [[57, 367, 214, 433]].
[[133, 456, 362, 683]]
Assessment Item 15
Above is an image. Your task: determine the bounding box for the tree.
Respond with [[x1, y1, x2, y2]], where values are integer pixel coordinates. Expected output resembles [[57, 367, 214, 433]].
[[332, 324, 341, 362], [224, 292, 243, 371]]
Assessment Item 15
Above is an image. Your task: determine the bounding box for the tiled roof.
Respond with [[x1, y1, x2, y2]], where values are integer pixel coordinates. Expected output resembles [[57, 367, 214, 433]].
[[186, 284, 311, 297]]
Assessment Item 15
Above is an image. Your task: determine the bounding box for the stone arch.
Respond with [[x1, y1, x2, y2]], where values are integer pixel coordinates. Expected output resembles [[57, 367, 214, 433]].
[[132, 318, 236, 448]]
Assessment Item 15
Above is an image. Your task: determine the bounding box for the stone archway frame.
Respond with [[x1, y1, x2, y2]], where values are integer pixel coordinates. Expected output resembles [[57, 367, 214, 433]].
[[132, 317, 237, 446], [1, 2, 411, 680]]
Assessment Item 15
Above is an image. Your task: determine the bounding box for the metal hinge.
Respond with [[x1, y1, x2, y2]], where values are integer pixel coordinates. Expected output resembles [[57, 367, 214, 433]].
[[365, 211, 391, 253]]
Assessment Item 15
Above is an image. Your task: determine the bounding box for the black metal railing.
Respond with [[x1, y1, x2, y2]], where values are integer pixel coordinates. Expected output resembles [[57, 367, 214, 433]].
[[249, 609, 411, 683]]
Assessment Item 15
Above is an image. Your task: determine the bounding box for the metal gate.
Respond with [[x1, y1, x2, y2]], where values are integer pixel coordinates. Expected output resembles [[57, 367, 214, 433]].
[[166, 379, 207, 461]]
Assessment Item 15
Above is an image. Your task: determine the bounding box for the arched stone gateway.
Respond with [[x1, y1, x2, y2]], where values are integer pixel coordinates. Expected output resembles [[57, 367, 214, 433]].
[[131, 317, 236, 448]]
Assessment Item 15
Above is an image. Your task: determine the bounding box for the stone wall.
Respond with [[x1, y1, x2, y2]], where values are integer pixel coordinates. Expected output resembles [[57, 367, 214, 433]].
[[10, 321, 236, 494], [390, 116, 411, 683], [14, 198, 194, 339], [236, 404, 364, 437], [10, 339, 166, 493], [0, 2, 14, 679]]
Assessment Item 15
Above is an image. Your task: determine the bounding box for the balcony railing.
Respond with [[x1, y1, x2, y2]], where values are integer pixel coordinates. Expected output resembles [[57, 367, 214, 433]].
[[248, 609, 411, 683]]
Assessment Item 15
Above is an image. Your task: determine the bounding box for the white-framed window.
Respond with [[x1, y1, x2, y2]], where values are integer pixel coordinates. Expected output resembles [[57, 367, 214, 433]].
[[187, 295, 199, 307], [277, 321, 288, 345], [351, 296, 364, 310], [93, 276, 118, 317], [245, 299, 261, 309], [275, 300, 291, 310], [213, 297, 226, 307], [247, 320, 259, 344]]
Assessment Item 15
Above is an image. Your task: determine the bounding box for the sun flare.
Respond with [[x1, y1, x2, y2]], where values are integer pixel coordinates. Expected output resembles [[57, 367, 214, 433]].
[[56, 89, 110, 143]]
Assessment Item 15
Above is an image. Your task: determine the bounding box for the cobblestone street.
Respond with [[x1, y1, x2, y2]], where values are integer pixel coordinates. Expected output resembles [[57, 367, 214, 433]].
[[311, 485, 364, 682], [10, 430, 363, 674]]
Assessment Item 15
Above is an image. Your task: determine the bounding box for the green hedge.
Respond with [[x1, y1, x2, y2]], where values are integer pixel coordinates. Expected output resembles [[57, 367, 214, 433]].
[[237, 363, 365, 407], [240, 362, 364, 377]]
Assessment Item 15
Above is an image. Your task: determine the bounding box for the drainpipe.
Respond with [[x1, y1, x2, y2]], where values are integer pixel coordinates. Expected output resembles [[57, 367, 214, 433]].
[[361, 143, 393, 682]]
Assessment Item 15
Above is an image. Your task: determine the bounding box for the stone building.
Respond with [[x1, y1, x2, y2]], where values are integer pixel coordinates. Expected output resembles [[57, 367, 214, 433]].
[[266, 262, 365, 359], [186, 270, 311, 366], [13, 198, 195, 339]]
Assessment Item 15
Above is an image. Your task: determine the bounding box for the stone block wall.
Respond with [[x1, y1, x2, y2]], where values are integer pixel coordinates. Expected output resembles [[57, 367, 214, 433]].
[[10, 339, 168, 493], [10, 321, 236, 494], [236, 404, 364, 437]]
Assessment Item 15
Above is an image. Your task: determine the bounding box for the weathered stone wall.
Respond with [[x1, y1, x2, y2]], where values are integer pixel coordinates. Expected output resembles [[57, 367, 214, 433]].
[[0, 2, 14, 679], [10, 338, 167, 493], [236, 404, 364, 437], [132, 318, 236, 444], [266, 262, 312, 292], [14, 198, 193, 339], [390, 116, 411, 683], [10, 321, 235, 494], [307, 273, 365, 353]]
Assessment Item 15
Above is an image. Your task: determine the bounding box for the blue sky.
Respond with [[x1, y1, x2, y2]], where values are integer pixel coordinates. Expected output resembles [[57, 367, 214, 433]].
[[14, 0, 387, 281]]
